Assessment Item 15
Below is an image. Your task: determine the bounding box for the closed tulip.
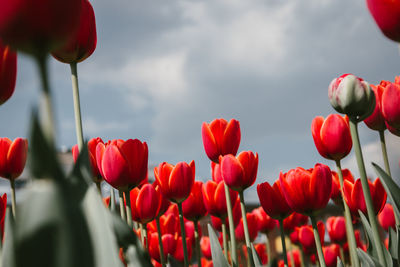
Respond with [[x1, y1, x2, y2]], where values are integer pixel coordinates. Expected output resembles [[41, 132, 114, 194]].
[[330, 169, 354, 204], [0, 41, 16, 105], [235, 212, 258, 242], [257, 180, 292, 219], [148, 232, 176, 263], [326, 216, 347, 244], [154, 160, 195, 203], [254, 243, 269, 265], [152, 182, 171, 218], [366, 0, 400, 42], [202, 180, 238, 219], [211, 161, 223, 183], [0, 193, 6, 240], [279, 164, 332, 214], [364, 81, 388, 131], [210, 197, 241, 231], [130, 184, 160, 224], [278, 250, 301, 267], [52, 0, 97, 63], [202, 118, 241, 163], [378, 203, 395, 231], [343, 178, 387, 216], [311, 114, 352, 161], [252, 206, 277, 233], [220, 151, 258, 192], [0, 137, 28, 180], [96, 139, 148, 191], [200, 236, 212, 259], [182, 181, 207, 221], [72, 137, 104, 182], [298, 222, 325, 254], [173, 236, 193, 263], [382, 81, 400, 132], [323, 244, 341, 267], [283, 212, 309, 233]]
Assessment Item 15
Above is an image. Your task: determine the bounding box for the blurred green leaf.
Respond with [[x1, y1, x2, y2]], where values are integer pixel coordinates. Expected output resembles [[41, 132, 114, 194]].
[[336, 256, 344, 267], [389, 227, 399, 260], [359, 210, 378, 259], [357, 248, 382, 267], [207, 224, 230, 267], [125, 244, 152, 267], [1, 210, 16, 267]]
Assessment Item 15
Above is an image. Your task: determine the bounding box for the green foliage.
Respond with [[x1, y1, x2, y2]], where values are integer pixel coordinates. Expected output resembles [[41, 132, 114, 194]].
[[207, 224, 230, 267]]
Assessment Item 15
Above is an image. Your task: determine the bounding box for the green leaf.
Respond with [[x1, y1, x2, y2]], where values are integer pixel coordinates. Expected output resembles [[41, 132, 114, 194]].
[[251, 244, 262, 267], [357, 248, 382, 267], [125, 244, 152, 267], [383, 242, 394, 267], [207, 224, 230, 267], [358, 210, 378, 259], [1, 210, 16, 267], [389, 227, 399, 260], [336, 256, 344, 267]]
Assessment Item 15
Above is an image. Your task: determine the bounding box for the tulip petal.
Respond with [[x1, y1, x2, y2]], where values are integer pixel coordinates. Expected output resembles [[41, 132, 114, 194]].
[[101, 145, 129, 189], [221, 154, 245, 191], [7, 138, 28, 179], [0, 138, 11, 178], [221, 119, 241, 156]]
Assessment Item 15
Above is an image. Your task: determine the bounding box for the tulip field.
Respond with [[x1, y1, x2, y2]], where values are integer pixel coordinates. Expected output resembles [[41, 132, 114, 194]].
[[1, 0, 400, 267]]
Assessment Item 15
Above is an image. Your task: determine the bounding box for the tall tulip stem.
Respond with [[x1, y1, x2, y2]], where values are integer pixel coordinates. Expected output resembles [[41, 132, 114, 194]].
[[194, 221, 202, 267], [118, 190, 126, 221], [264, 233, 271, 266], [9, 178, 16, 218], [339, 246, 345, 264], [124, 191, 133, 228], [70, 62, 84, 151], [309, 215, 326, 267], [379, 130, 392, 177], [239, 191, 254, 266], [156, 217, 166, 267], [278, 218, 289, 267], [110, 187, 116, 211], [224, 183, 238, 267], [177, 203, 189, 267], [349, 119, 386, 266], [335, 160, 360, 267], [221, 221, 228, 260]]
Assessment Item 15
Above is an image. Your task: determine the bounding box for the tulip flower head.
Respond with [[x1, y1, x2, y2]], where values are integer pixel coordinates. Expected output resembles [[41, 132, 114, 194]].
[[182, 180, 207, 221], [148, 232, 176, 263], [211, 161, 223, 183], [298, 222, 325, 254], [323, 244, 341, 267], [252, 206, 277, 233], [311, 114, 352, 161], [130, 184, 160, 224], [378, 203, 396, 231], [326, 216, 347, 244], [330, 169, 354, 204], [366, 0, 400, 42], [0, 193, 6, 239], [202, 118, 241, 163], [235, 212, 258, 242], [364, 81, 388, 131], [202, 180, 238, 219], [0, 41, 16, 105], [0, 137, 28, 180], [382, 81, 400, 133], [257, 180, 292, 219], [72, 137, 104, 182], [283, 212, 309, 233], [328, 74, 375, 121]]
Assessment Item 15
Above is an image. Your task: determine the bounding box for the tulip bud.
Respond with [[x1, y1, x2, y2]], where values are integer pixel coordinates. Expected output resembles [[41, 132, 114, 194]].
[[0, 137, 28, 180], [326, 216, 346, 244], [0, 41, 16, 105], [182, 181, 208, 221], [257, 180, 292, 219], [328, 74, 375, 121], [323, 244, 341, 267], [72, 137, 104, 182], [366, 0, 400, 42], [235, 212, 258, 242], [378, 203, 395, 231], [382, 82, 400, 132], [364, 81, 388, 131]]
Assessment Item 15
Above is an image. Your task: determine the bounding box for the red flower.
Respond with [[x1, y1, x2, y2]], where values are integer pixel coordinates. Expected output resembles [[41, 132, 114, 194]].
[[220, 151, 258, 192], [52, 0, 96, 63], [283, 212, 309, 233], [0, 41, 16, 105], [326, 216, 346, 244], [235, 212, 258, 242], [0, 193, 6, 240], [378, 203, 395, 231], [252, 206, 277, 233], [382, 81, 400, 133], [173, 236, 193, 263], [254, 243, 269, 265], [323, 244, 341, 267], [148, 232, 176, 263], [279, 164, 332, 214], [0, 137, 28, 180], [154, 160, 195, 203], [257, 180, 292, 219], [152, 181, 171, 218], [366, 0, 400, 42], [330, 169, 354, 204], [96, 139, 148, 191], [200, 236, 212, 259], [364, 81, 388, 131], [130, 184, 160, 224], [182, 181, 207, 221], [210, 198, 241, 231], [278, 249, 301, 267], [202, 118, 241, 163], [211, 161, 223, 183], [311, 114, 352, 160], [72, 137, 104, 182], [343, 178, 387, 216], [298, 222, 325, 254], [0, 0, 82, 54], [202, 180, 238, 219]]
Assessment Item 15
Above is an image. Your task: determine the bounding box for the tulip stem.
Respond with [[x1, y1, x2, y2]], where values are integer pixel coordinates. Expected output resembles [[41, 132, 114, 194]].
[[9, 179, 16, 218], [335, 160, 360, 267], [194, 221, 202, 267], [278, 218, 289, 267], [70, 62, 84, 151], [379, 130, 392, 177], [143, 223, 148, 249], [139, 223, 144, 246], [224, 183, 238, 267], [124, 192, 133, 228], [222, 221, 228, 260], [349, 119, 386, 267], [309, 215, 326, 267], [339, 246, 345, 264], [110, 187, 116, 211], [239, 191, 254, 267], [264, 233, 271, 266], [118, 190, 126, 221], [156, 217, 166, 267], [177, 202, 189, 267], [299, 245, 307, 267]]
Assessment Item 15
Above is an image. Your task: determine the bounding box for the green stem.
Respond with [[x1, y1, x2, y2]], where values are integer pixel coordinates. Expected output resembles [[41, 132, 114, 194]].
[[299, 245, 307, 267], [143, 223, 148, 249], [118, 190, 126, 221], [278, 218, 289, 267], [349, 119, 386, 266], [96, 181, 102, 196], [177, 203, 189, 267], [9, 179, 16, 218], [264, 233, 271, 266], [339, 246, 345, 264], [70, 62, 84, 151], [222, 221, 228, 260], [335, 160, 360, 267], [110, 187, 115, 211], [156, 217, 166, 267], [239, 191, 254, 267], [139, 223, 144, 246], [309, 215, 326, 267], [194, 221, 202, 267], [379, 130, 392, 177], [224, 183, 238, 267], [124, 191, 133, 228]]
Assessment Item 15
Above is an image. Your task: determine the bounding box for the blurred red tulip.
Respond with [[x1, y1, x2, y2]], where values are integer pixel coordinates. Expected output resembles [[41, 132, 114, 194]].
[[378, 203, 396, 231], [283, 212, 309, 233], [290, 227, 300, 244], [252, 206, 277, 233], [298, 222, 324, 254], [201, 257, 214, 267], [343, 178, 387, 216], [280, 164, 332, 214], [311, 114, 352, 160], [72, 137, 104, 182], [202, 180, 238, 219], [0, 193, 6, 240], [102, 196, 110, 208], [221, 151, 258, 192], [154, 160, 195, 203], [366, 0, 400, 42], [254, 243, 269, 265], [0, 137, 28, 180], [96, 139, 148, 191], [200, 236, 211, 259], [152, 182, 171, 218], [210, 197, 241, 231], [235, 212, 258, 242], [52, 0, 96, 63], [0, 41, 16, 105], [364, 81, 388, 131], [182, 181, 207, 221], [173, 236, 193, 263], [382, 82, 400, 133], [278, 249, 301, 267], [148, 232, 176, 263], [257, 180, 292, 219], [330, 169, 354, 204], [202, 118, 241, 163], [130, 184, 160, 224], [211, 161, 223, 183], [326, 216, 347, 244], [323, 244, 341, 267]]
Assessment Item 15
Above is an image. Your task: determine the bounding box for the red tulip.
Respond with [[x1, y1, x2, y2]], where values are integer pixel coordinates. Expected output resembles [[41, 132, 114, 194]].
[[278, 249, 301, 267], [279, 164, 332, 214], [152, 182, 171, 218], [378, 203, 395, 231], [202, 180, 238, 219], [148, 232, 176, 263], [210, 198, 241, 231], [326, 216, 347, 244], [211, 161, 223, 183], [290, 227, 300, 244], [200, 237, 212, 259], [235, 212, 258, 242], [323, 244, 341, 267], [202, 118, 241, 163], [366, 0, 400, 42], [254, 243, 269, 265], [182, 181, 207, 221], [154, 160, 195, 203], [130, 184, 160, 224], [52, 0, 96, 63], [311, 114, 352, 160], [382, 82, 400, 132], [330, 169, 354, 204], [173, 236, 193, 263], [0, 0, 82, 54], [72, 137, 104, 182], [0, 41, 16, 105], [252, 206, 277, 233], [298, 222, 325, 254], [201, 258, 214, 267], [343, 178, 387, 216], [221, 151, 258, 192], [364, 81, 388, 131], [96, 139, 148, 191], [283, 212, 309, 233], [0, 137, 28, 180], [0, 193, 6, 240], [257, 180, 292, 219]]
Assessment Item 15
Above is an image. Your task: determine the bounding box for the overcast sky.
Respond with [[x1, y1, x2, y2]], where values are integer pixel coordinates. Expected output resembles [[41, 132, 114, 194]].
[[1, 0, 400, 202]]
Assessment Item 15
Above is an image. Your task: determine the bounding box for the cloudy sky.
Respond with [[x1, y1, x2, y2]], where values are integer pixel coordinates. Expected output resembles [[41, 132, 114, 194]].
[[1, 0, 400, 202]]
